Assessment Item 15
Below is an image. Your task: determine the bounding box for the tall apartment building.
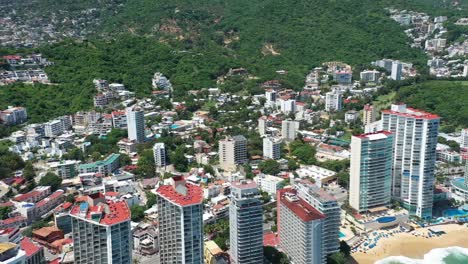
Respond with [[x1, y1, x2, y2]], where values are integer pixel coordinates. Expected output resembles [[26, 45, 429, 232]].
[[295, 180, 340, 256], [325, 91, 342, 112], [382, 104, 440, 218], [0, 106, 27, 126], [0, 242, 26, 263], [219, 136, 248, 171], [258, 116, 267, 136], [70, 194, 132, 264], [363, 104, 376, 126], [126, 107, 145, 143], [263, 136, 281, 160], [281, 120, 298, 142], [461, 128, 468, 150], [265, 89, 277, 108], [153, 142, 167, 168], [390, 61, 403, 81], [349, 131, 394, 213], [280, 99, 296, 114], [230, 181, 263, 264], [156, 177, 204, 264], [44, 120, 64, 138], [277, 189, 325, 264]]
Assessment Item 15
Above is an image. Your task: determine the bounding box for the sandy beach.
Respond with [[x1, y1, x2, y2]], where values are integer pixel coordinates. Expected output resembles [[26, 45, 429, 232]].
[[352, 224, 468, 264]]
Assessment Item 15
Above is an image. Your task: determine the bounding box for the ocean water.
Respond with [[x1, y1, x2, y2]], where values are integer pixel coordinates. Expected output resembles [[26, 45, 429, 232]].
[[376, 247, 468, 264]]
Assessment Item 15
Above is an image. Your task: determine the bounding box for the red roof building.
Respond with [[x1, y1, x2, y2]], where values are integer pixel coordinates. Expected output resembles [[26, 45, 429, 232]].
[[20, 237, 44, 263]]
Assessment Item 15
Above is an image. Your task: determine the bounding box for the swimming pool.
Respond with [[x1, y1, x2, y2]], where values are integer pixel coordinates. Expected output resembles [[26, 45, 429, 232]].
[[170, 124, 180, 129], [443, 209, 468, 218], [339, 231, 346, 238], [377, 216, 397, 223]]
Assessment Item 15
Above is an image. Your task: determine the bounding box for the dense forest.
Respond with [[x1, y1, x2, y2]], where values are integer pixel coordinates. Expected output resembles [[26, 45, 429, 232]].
[[396, 80, 468, 129]]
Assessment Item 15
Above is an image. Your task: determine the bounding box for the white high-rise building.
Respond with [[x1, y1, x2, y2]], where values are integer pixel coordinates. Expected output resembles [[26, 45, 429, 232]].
[[126, 107, 145, 143], [281, 120, 298, 142], [382, 104, 440, 218], [265, 89, 277, 108], [230, 181, 263, 264], [156, 177, 204, 264], [263, 137, 281, 160], [350, 131, 394, 213], [219, 135, 248, 171], [153, 142, 166, 168], [280, 99, 296, 114], [325, 91, 342, 112], [44, 119, 64, 138], [258, 116, 267, 136], [70, 193, 132, 264], [390, 61, 403, 81], [295, 180, 340, 256], [461, 128, 468, 150], [278, 189, 324, 264]]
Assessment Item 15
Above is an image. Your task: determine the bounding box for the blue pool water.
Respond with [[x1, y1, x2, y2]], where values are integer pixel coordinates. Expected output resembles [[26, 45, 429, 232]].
[[170, 124, 180, 129], [377, 216, 396, 223], [339, 232, 346, 238], [443, 209, 468, 218]]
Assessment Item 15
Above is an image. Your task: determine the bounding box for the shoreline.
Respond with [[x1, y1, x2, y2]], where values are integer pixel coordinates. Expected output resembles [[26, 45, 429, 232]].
[[352, 224, 468, 264]]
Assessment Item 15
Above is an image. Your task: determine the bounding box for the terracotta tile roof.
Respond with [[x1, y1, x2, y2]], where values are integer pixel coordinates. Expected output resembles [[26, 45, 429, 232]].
[[20, 237, 42, 257], [32, 226, 62, 238], [279, 189, 325, 222]]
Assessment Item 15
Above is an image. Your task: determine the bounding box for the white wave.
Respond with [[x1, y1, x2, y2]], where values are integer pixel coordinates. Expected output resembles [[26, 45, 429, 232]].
[[375, 246, 468, 264]]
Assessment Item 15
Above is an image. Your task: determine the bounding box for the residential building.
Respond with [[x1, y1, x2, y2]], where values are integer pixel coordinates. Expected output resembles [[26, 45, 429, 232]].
[[133, 223, 158, 256], [49, 160, 80, 179], [126, 107, 145, 143], [390, 61, 403, 81], [333, 70, 352, 84], [295, 180, 340, 255], [78, 153, 120, 175], [0, 242, 26, 264], [253, 174, 284, 196], [349, 131, 394, 213], [156, 176, 204, 264], [69, 193, 132, 264], [344, 110, 359, 123], [360, 70, 380, 83], [461, 128, 468, 150], [265, 90, 277, 108], [153, 143, 167, 168], [279, 99, 296, 114], [363, 104, 376, 126], [20, 237, 45, 264], [263, 137, 281, 160], [277, 189, 324, 264], [0, 107, 27, 126], [204, 240, 228, 264], [258, 116, 267, 136], [325, 91, 342, 112], [13, 186, 51, 204], [281, 120, 298, 142], [219, 136, 248, 171], [229, 181, 263, 264], [382, 104, 440, 218], [44, 120, 64, 138], [112, 111, 127, 129]]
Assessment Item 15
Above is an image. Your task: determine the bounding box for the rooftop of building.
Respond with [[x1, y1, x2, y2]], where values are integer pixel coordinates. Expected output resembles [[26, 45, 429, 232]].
[[0, 242, 16, 254], [78, 153, 120, 170], [231, 180, 258, 190], [20, 238, 42, 257], [13, 186, 50, 202], [279, 189, 325, 222], [70, 197, 130, 226], [382, 104, 440, 120], [36, 190, 64, 208], [32, 226, 62, 238], [354, 130, 393, 140], [205, 240, 223, 256], [156, 176, 203, 206], [295, 179, 337, 202]]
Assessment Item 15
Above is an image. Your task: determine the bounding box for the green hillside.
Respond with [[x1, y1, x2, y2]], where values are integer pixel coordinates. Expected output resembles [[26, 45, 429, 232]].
[[1, 0, 464, 121]]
